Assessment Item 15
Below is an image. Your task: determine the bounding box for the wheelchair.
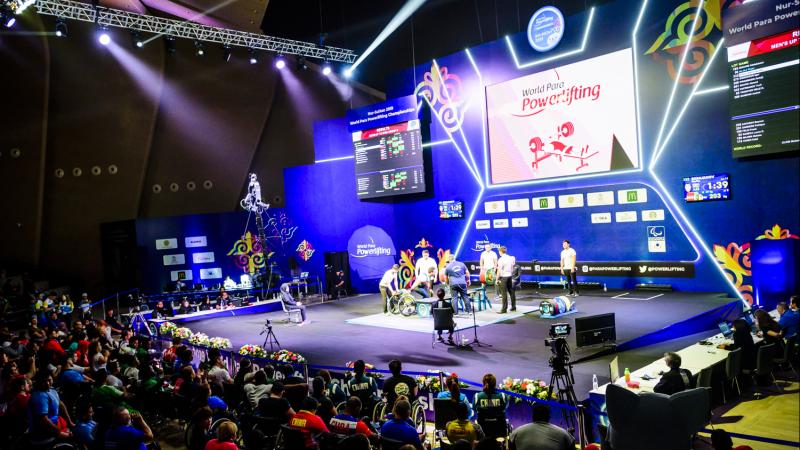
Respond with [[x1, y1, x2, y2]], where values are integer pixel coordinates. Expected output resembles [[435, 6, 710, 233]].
[[387, 290, 418, 316], [371, 395, 427, 435]]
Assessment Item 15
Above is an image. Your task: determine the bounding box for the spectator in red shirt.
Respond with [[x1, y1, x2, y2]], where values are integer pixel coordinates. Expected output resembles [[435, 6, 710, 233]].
[[204, 420, 239, 450], [42, 329, 66, 365], [162, 336, 182, 367], [329, 396, 375, 439], [289, 396, 329, 448]]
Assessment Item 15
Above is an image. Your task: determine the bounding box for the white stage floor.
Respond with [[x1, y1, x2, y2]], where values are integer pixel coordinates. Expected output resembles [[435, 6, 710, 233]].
[[344, 305, 539, 333]]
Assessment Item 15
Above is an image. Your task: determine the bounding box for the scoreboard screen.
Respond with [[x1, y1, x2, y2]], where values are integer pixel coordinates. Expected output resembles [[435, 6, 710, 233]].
[[353, 119, 426, 199], [438, 200, 464, 219], [683, 173, 731, 203]]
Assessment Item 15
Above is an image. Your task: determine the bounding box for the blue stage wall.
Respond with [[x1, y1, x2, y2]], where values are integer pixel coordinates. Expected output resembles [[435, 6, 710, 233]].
[[134, 0, 799, 307], [280, 0, 800, 303]]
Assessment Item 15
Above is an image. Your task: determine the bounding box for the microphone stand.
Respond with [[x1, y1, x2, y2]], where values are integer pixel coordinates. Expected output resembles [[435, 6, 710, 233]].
[[463, 286, 491, 348]]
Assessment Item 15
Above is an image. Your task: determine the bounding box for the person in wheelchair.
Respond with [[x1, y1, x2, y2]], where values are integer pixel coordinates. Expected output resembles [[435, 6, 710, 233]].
[[382, 360, 418, 414], [472, 373, 509, 441], [346, 360, 380, 415], [436, 374, 474, 419], [433, 289, 456, 344], [380, 397, 424, 450], [410, 267, 436, 299]]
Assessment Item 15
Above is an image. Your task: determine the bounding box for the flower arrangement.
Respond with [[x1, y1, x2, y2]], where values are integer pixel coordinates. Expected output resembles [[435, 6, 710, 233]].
[[501, 377, 557, 403], [239, 344, 267, 358], [269, 349, 306, 364], [416, 374, 470, 393], [173, 327, 193, 339], [209, 337, 232, 349], [188, 332, 210, 347], [159, 322, 177, 336], [344, 361, 383, 379]]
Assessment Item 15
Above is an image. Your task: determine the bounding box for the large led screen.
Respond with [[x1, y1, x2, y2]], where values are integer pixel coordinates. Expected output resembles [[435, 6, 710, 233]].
[[486, 48, 640, 184]]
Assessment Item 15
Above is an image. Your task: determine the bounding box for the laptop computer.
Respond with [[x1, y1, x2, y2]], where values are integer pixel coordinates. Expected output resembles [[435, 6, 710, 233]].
[[718, 321, 733, 337], [609, 355, 620, 383]]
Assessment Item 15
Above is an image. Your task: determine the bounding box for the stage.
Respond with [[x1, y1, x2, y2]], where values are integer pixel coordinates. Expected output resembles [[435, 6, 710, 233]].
[[185, 288, 740, 397]]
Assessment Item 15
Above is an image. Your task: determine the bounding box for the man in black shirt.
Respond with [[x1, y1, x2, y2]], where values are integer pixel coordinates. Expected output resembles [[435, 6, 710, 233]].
[[257, 382, 295, 423], [433, 289, 455, 344], [382, 359, 418, 412], [653, 352, 695, 395]]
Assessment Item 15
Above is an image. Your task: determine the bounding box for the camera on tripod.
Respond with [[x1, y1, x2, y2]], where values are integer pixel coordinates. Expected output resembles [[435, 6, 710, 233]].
[[545, 323, 572, 372]]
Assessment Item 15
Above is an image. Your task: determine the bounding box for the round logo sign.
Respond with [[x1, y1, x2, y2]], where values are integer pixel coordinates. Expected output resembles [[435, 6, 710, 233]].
[[527, 6, 565, 52]]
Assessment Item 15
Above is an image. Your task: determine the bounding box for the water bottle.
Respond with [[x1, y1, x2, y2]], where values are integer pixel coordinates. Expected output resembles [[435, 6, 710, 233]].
[[592, 374, 599, 390], [624, 367, 631, 383], [603, 283, 607, 293]]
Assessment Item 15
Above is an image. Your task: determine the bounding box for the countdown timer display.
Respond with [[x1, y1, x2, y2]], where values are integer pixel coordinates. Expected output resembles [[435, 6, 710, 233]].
[[683, 173, 731, 203]]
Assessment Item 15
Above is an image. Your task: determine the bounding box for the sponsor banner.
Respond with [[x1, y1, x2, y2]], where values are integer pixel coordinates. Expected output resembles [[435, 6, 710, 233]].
[[475, 220, 491, 230], [199, 268, 223, 280], [163, 254, 185, 266], [527, 261, 695, 277], [617, 188, 647, 204], [155, 238, 178, 250], [511, 217, 529, 228], [170, 270, 193, 282], [346, 95, 418, 132], [185, 236, 207, 248], [493, 219, 509, 228], [642, 209, 665, 221], [647, 226, 667, 253], [615, 211, 638, 223], [507, 198, 530, 212], [347, 225, 397, 280], [532, 196, 556, 210], [192, 252, 215, 264], [558, 193, 584, 208], [586, 191, 615, 206], [591, 212, 612, 224], [484, 201, 506, 214]]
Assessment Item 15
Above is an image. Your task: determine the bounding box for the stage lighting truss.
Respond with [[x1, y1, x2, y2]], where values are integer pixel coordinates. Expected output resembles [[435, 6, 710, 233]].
[[33, 0, 358, 63]]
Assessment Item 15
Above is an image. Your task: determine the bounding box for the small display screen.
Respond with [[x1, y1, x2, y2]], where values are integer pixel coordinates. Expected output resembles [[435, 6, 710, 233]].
[[353, 120, 426, 199], [683, 173, 731, 202], [438, 200, 464, 219]]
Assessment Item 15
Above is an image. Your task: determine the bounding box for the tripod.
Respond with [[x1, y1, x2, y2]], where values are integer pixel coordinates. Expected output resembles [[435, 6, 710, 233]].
[[260, 320, 281, 352], [548, 341, 586, 448]]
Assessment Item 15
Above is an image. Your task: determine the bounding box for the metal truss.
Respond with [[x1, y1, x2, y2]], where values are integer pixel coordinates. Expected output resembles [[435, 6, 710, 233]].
[[32, 0, 357, 63]]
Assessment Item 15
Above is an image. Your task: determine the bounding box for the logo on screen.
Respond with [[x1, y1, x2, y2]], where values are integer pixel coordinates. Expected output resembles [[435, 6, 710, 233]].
[[626, 191, 638, 202], [527, 6, 565, 52], [539, 198, 549, 209]]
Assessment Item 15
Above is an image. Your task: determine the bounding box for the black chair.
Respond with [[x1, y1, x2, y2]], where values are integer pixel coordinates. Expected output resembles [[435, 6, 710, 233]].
[[378, 436, 406, 450], [696, 367, 713, 389], [752, 343, 778, 392], [432, 307, 457, 348], [774, 335, 798, 375], [722, 347, 742, 404], [433, 398, 460, 448], [276, 424, 306, 450]]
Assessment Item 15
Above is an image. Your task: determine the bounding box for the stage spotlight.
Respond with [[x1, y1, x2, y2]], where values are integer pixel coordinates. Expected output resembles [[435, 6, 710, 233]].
[[0, 5, 15, 29], [343, 67, 353, 79], [321, 62, 332, 76], [98, 29, 111, 46], [131, 30, 143, 48], [297, 56, 308, 71], [248, 48, 258, 64], [274, 54, 286, 69], [194, 40, 205, 56], [164, 35, 176, 54], [55, 19, 68, 37], [222, 44, 232, 62]]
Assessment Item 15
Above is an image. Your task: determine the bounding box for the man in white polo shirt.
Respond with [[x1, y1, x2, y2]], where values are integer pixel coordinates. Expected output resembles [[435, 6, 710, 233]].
[[379, 265, 400, 314], [415, 249, 438, 282], [560, 240, 579, 297], [496, 246, 516, 313]]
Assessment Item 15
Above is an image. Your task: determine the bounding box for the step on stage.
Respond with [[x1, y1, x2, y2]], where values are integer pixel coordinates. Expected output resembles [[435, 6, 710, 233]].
[[188, 288, 740, 395]]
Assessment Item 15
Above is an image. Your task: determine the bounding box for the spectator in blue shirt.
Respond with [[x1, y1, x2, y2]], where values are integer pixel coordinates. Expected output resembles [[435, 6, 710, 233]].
[[778, 297, 800, 339], [436, 374, 474, 419], [73, 402, 97, 449], [28, 372, 73, 441], [104, 407, 153, 450], [380, 398, 423, 450]]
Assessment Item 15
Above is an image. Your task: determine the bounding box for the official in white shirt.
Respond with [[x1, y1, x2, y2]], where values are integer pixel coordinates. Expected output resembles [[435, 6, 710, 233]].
[[496, 246, 516, 313], [379, 264, 400, 314], [560, 240, 579, 296], [415, 249, 439, 282]]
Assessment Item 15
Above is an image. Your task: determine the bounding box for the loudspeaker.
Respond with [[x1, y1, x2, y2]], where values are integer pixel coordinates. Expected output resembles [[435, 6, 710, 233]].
[[324, 251, 351, 295]]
